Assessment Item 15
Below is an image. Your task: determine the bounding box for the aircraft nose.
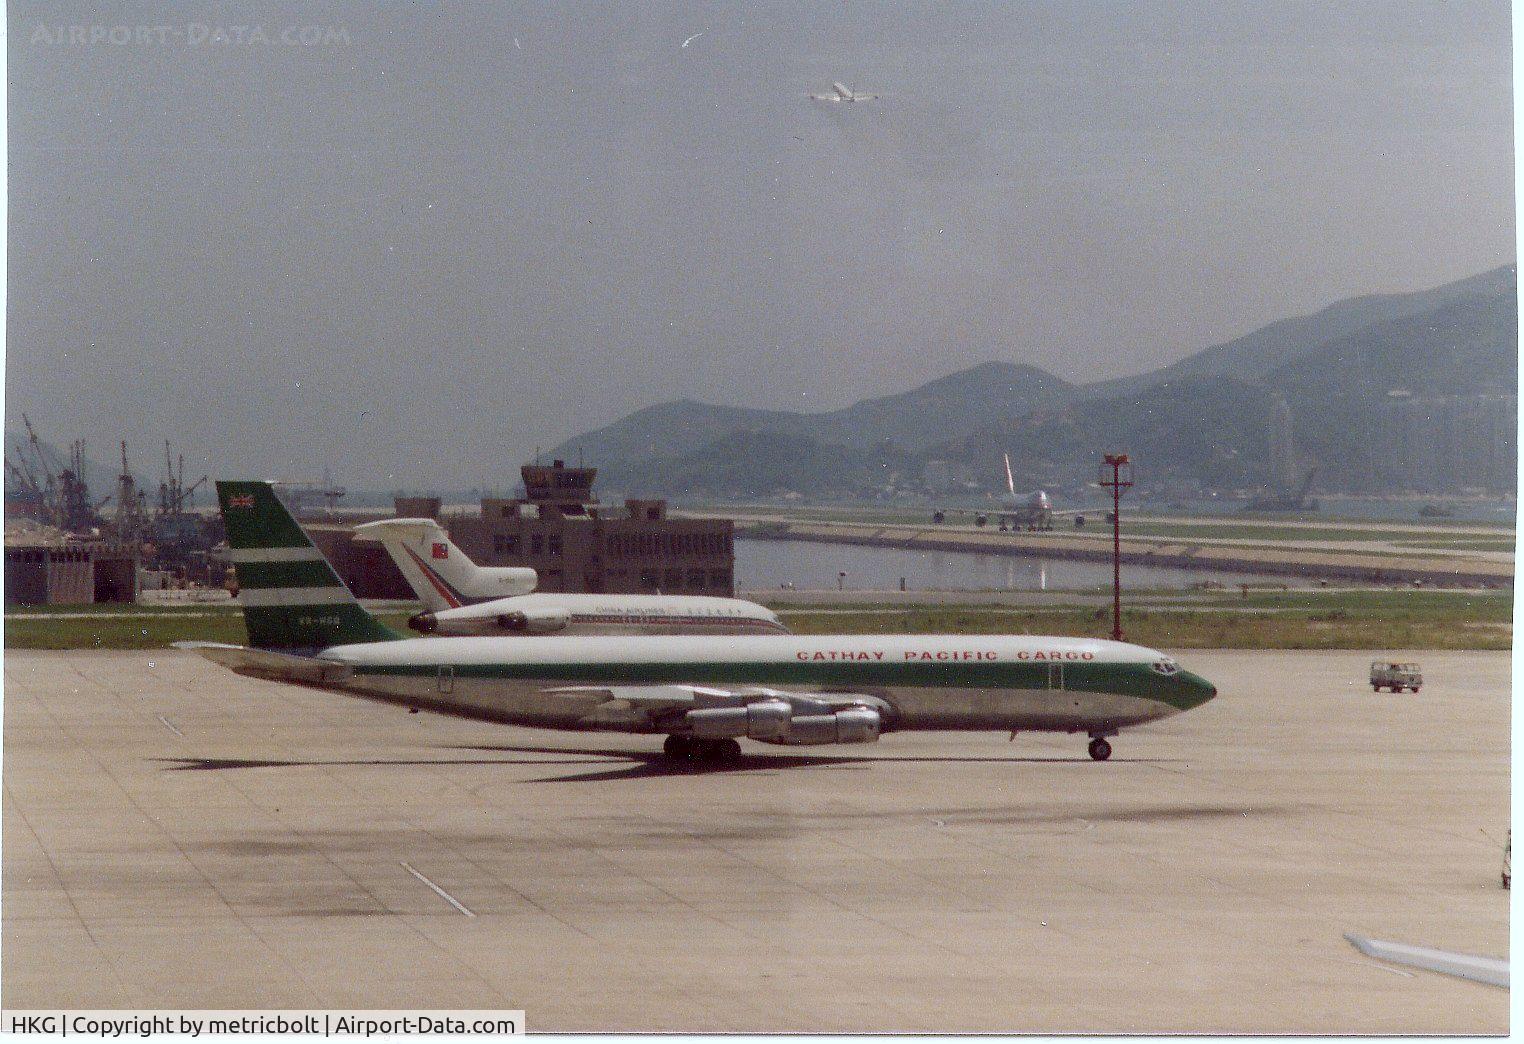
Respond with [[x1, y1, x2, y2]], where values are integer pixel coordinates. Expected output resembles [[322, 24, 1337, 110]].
[[1178, 670, 1217, 709]]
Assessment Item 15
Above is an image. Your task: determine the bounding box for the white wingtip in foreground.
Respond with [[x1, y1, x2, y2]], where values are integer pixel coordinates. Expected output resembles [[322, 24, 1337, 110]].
[[1345, 933, 1508, 988]]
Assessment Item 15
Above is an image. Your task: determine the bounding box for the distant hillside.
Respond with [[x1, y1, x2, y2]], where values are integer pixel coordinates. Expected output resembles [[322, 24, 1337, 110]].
[[552, 362, 1076, 463], [1077, 265, 1515, 401], [1267, 287, 1516, 402], [596, 430, 917, 499], [552, 264, 1517, 498], [928, 376, 1279, 492]]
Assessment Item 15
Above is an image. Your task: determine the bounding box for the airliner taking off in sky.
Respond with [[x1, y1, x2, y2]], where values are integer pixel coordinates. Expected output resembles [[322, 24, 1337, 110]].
[[182, 482, 1216, 764], [353, 517, 786, 636], [809, 82, 879, 102]]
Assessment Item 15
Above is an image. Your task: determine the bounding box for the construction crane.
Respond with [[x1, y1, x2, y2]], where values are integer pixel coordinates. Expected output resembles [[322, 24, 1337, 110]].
[[113, 441, 149, 542], [155, 441, 208, 515]]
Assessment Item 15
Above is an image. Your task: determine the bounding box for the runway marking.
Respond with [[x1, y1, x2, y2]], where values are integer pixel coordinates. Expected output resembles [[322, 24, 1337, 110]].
[[157, 715, 183, 737], [401, 861, 476, 917]]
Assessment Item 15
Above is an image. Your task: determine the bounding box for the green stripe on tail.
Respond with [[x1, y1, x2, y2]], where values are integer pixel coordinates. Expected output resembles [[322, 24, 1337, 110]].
[[218, 481, 399, 650]]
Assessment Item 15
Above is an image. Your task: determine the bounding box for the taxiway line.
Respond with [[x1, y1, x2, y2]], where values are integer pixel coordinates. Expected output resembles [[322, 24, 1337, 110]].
[[400, 860, 476, 917]]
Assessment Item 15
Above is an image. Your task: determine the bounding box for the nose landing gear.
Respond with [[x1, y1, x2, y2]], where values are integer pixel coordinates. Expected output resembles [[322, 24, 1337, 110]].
[[1087, 736, 1113, 761]]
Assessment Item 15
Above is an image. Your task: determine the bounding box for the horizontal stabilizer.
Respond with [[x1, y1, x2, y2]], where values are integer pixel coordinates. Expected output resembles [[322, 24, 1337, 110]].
[[173, 642, 353, 685], [352, 518, 444, 541]]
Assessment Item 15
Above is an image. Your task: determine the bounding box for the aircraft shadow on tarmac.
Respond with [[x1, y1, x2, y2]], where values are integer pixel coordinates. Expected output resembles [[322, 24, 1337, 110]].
[[155, 745, 1175, 784]]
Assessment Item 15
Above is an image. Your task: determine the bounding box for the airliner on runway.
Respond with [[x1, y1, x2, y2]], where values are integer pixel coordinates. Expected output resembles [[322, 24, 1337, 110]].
[[353, 517, 785, 636], [935, 453, 1086, 531], [182, 482, 1216, 763]]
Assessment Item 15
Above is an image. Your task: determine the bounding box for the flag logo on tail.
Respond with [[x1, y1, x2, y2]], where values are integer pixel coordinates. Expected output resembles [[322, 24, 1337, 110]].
[[228, 495, 255, 508], [432, 542, 448, 560]]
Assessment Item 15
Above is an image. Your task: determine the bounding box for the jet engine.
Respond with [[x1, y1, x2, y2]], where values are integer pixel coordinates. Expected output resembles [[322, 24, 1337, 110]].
[[683, 701, 883, 745], [762, 706, 882, 745], [684, 699, 792, 740], [496, 606, 572, 634]]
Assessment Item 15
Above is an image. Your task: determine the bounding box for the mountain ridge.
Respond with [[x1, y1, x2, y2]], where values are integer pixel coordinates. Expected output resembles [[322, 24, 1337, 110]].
[[550, 264, 1518, 497]]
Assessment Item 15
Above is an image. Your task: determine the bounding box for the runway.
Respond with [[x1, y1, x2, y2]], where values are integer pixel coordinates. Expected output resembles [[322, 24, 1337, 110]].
[[3, 648, 1508, 1032]]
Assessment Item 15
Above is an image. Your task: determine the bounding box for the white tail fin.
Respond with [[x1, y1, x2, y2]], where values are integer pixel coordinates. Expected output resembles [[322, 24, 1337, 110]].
[[1003, 453, 1016, 496], [353, 518, 537, 611]]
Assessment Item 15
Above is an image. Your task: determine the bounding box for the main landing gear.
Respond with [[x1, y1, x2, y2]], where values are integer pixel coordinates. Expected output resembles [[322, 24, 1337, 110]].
[[663, 735, 743, 763], [1087, 736, 1113, 761]]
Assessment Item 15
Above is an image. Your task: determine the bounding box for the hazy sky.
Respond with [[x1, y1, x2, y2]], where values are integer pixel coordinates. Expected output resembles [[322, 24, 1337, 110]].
[[8, 0, 1514, 488]]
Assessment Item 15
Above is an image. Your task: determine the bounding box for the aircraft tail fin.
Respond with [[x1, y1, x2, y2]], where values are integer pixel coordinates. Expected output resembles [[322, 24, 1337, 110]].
[[353, 518, 536, 611], [218, 481, 399, 650]]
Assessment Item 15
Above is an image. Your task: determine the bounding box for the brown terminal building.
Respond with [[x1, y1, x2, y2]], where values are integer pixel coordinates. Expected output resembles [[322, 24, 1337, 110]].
[[307, 460, 734, 599]]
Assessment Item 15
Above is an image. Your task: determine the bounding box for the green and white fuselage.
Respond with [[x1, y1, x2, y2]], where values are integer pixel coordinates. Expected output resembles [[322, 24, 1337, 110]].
[[188, 481, 1217, 761], [315, 632, 1214, 736]]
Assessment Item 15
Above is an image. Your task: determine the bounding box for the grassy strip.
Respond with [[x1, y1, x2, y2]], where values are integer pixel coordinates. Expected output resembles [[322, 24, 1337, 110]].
[[1189, 589, 1514, 613], [777, 608, 1510, 650], [6, 602, 243, 616], [5, 591, 1509, 650], [5, 613, 418, 650], [1394, 539, 1517, 552]]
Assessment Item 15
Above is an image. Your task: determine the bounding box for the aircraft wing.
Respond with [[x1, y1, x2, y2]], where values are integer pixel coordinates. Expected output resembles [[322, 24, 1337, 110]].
[[540, 683, 734, 709]]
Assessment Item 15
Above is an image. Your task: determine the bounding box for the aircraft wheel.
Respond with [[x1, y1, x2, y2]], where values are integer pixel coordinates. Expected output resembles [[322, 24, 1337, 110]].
[[663, 735, 692, 760], [694, 739, 737, 763], [1087, 737, 1112, 761]]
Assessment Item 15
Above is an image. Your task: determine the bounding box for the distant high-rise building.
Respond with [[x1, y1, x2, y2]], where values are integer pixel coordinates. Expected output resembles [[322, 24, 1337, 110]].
[[1268, 394, 1296, 493], [1447, 393, 1518, 493], [1369, 391, 1516, 494]]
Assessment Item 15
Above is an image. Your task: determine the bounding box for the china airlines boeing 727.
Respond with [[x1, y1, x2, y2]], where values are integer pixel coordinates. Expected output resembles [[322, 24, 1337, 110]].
[[353, 517, 786, 637]]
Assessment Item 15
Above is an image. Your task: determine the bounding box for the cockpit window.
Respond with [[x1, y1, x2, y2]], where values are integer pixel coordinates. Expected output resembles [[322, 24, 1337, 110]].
[[1151, 658, 1180, 676]]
